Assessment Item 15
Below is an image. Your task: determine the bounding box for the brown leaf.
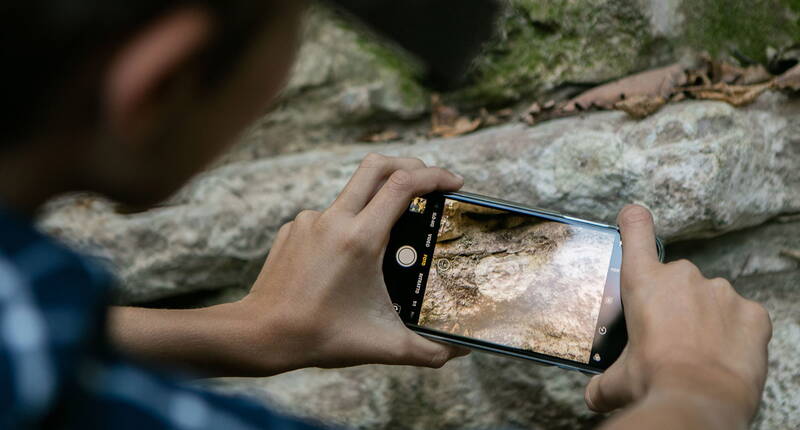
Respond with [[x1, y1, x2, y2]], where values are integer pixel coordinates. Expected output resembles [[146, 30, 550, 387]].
[[521, 102, 541, 125], [564, 63, 687, 111], [495, 108, 514, 118], [429, 94, 485, 138], [736, 65, 772, 85], [521, 58, 779, 126], [614, 95, 667, 119], [684, 82, 771, 107], [773, 63, 800, 91], [431, 94, 460, 130], [706, 59, 771, 85], [670, 92, 687, 103], [360, 129, 400, 143], [780, 249, 800, 262]]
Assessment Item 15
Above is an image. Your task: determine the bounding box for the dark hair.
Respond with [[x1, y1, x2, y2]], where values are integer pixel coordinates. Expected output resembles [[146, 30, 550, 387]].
[[0, 1, 272, 147]]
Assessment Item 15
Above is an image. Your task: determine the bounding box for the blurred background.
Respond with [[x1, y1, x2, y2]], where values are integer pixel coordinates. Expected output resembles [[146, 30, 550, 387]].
[[39, 1, 800, 429]]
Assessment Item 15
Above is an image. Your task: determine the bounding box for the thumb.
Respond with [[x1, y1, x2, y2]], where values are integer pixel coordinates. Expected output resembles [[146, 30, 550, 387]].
[[584, 350, 633, 412], [618, 205, 659, 284], [404, 332, 469, 368]]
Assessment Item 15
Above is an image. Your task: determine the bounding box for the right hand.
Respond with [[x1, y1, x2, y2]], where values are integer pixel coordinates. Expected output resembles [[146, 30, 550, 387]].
[[584, 205, 772, 423]]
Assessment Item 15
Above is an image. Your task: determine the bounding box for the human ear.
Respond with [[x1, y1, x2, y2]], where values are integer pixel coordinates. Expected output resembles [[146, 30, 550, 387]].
[[104, 7, 212, 139]]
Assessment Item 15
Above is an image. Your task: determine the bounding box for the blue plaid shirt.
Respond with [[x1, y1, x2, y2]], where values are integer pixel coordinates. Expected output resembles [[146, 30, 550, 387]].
[[0, 206, 326, 429]]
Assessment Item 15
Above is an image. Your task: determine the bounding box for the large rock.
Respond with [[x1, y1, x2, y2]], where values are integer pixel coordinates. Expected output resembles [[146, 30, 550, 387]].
[[200, 221, 800, 430], [668, 217, 800, 280], [39, 96, 800, 303], [743, 270, 800, 430], [225, 0, 800, 162]]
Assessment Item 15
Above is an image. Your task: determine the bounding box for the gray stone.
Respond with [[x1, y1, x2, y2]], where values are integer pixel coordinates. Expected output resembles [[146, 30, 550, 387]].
[[39, 96, 800, 304], [196, 220, 800, 430], [667, 219, 800, 280], [200, 267, 800, 430], [736, 270, 800, 430]]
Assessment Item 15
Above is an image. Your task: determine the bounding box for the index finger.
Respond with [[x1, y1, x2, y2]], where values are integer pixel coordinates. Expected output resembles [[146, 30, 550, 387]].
[[357, 167, 463, 237], [618, 205, 660, 276], [331, 154, 427, 214]]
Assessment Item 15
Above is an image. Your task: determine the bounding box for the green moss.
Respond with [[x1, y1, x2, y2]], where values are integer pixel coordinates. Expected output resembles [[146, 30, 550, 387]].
[[682, 0, 798, 63], [356, 36, 428, 108], [451, 0, 657, 107]]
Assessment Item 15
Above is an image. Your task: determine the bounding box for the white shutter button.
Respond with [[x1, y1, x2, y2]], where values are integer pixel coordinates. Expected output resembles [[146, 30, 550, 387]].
[[396, 246, 418, 267]]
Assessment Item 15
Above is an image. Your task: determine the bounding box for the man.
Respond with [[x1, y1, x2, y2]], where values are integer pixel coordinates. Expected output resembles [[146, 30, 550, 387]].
[[0, 0, 772, 429]]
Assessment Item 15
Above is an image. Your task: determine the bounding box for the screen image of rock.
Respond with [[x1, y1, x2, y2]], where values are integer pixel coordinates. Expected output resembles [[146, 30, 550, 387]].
[[418, 200, 615, 363]]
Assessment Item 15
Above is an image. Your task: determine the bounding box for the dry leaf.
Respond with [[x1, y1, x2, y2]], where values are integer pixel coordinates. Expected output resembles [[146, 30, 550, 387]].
[[429, 94, 484, 138], [360, 129, 400, 143], [735, 65, 772, 85], [773, 63, 800, 91], [521, 58, 780, 125], [614, 95, 667, 119], [683, 82, 771, 107], [521, 100, 565, 125], [430, 94, 460, 129], [670, 92, 687, 103], [565, 63, 687, 111], [710, 61, 770, 85], [780, 249, 800, 262], [495, 108, 514, 118]]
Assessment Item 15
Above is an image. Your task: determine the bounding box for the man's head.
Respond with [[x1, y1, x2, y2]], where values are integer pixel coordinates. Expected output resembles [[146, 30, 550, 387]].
[[2, 1, 307, 206], [1, 0, 499, 211]]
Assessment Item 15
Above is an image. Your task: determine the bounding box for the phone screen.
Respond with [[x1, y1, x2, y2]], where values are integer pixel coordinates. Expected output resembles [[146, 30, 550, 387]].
[[383, 193, 625, 371]]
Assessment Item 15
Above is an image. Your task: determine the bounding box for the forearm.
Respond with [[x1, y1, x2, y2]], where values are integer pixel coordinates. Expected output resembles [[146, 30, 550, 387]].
[[109, 302, 316, 377]]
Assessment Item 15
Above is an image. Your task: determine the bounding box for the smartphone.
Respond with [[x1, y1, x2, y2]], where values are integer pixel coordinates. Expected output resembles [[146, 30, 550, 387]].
[[383, 191, 665, 374]]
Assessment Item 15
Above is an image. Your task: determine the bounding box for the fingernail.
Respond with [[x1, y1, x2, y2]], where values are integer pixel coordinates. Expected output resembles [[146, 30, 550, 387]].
[[452, 172, 464, 182]]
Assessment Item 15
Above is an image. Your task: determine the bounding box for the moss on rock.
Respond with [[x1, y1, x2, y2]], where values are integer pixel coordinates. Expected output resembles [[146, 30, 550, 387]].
[[452, 0, 659, 106], [682, 0, 798, 63]]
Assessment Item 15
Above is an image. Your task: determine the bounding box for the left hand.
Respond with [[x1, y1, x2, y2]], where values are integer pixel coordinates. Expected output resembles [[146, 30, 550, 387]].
[[235, 153, 469, 372]]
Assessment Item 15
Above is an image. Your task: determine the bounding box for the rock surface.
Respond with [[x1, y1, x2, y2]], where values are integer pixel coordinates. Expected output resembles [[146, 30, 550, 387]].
[[39, 96, 800, 304], [420, 201, 615, 363], [200, 229, 800, 430], [223, 0, 800, 162]]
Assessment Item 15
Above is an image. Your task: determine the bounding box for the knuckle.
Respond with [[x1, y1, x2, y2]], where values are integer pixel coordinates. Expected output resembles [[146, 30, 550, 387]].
[[277, 221, 294, 236], [387, 169, 414, 193], [294, 210, 321, 225], [619, 205, 653, 226], [338, 225, 371, 254], [743, 299, 771, 324], [407, 157, 426, 169], [709, 277, 733, 291], [430, 166, 451, 179], [315, 210, 337, 231], [429, 350, 449, 368], [668, 259, 701, 277], [360, 152, 387, 169]]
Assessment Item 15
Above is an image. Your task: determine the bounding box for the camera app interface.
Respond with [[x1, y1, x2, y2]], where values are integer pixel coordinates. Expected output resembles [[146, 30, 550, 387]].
[[383, 194, 623, 366]]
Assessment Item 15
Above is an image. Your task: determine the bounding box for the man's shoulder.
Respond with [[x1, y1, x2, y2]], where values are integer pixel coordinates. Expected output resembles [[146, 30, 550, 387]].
[[0, 205, 112, 305], [0, 207, 113, 426]]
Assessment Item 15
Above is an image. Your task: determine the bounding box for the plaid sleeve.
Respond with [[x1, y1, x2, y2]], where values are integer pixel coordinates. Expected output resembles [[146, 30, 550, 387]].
[[0, 255, 61, 428], [73, 359, 329, 430], [0, 235, 330, 430]]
